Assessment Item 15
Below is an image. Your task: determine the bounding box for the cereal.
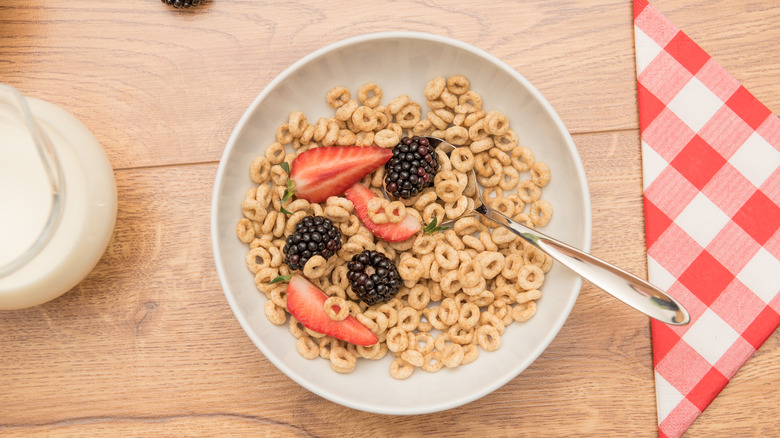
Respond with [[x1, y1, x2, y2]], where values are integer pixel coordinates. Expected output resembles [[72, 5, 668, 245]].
[[288, 111, 308, 137], [390, 357, 414, 379], [444, 125, 469, 146], [324, 296, 349, 321], [424, 76, 446, 100], [446, 75, 470, 95], [517, 264, 545, 290], [330, 346, 357, 373], [238, 76, 551, 379], [326, 86, 351, 108], [249, 157, 271, 184], [336, 99, 359, 122], [397, 102, 422, 129], [296, 336, 320, 359], [358, 82, 382, 108], [529, 200, 553, 227]]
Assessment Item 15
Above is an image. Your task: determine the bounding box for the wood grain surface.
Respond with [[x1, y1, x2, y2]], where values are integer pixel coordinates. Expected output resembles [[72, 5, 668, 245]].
[[1, 1, 778, 436]]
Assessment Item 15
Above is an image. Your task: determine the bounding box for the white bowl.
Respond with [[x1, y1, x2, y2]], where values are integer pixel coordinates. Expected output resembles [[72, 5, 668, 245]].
[[211, 32, 591, 415]]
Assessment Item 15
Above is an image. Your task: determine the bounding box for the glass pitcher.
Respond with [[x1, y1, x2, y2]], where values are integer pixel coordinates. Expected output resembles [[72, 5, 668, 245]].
[[0, 84, 117, 310]]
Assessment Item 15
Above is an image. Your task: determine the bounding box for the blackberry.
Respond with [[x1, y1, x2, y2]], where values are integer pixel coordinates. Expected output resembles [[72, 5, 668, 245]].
[[283, 216, 342, 271], [162, 0, 202, 8], [384, 136, 439, 199], [347, 250, 402, 305]]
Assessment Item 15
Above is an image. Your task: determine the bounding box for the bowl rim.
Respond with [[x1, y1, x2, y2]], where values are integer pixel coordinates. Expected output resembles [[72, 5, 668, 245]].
[[211, 31, 592, 415]]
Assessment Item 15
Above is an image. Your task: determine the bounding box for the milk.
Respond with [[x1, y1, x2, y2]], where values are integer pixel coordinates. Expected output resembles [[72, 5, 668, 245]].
[[0, 91, 117, 309], [0, 118, 54, 267]]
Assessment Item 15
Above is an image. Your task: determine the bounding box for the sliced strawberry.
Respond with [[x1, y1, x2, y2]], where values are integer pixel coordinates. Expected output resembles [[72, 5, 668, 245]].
[[288, 146, 392, 203], [343, 182, 421, 242], [285, 275, 378, 346]]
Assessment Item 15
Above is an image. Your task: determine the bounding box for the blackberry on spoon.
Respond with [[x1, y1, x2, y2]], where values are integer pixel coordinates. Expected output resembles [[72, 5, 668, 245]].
[[384, 136, 439, 199]]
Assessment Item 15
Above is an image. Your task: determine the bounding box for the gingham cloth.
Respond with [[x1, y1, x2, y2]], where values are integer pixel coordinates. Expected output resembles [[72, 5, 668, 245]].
[[633, 1, 780, 437]]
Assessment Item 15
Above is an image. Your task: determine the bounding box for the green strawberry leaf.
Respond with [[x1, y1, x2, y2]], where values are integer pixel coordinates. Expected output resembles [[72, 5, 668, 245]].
[[280, 162, 290, 174], [269, 274, 292, 284], [423, 217, 448, 235], [280, 206, 293, 215], [281, 179, 295, 204]]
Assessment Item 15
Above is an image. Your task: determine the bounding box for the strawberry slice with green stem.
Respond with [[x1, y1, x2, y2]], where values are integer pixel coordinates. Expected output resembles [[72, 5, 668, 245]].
[[344, 182, 423, 242], [282, 146, 392, 204], [285, 275, 378, 346]]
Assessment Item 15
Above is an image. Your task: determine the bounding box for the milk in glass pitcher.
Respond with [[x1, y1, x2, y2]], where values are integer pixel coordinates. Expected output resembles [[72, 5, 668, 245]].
[[0, 84, 117, 309]]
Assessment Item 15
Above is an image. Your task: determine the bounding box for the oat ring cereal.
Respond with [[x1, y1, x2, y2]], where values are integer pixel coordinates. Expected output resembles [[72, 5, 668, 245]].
[[395, 103, 420, 129], [476, 252, 504, 279], [444, 196, 469, 219], [288, 111, 308, 137], [438, 298, 459, 326], [296, 336, 320, 359], [530, 200, 553, 227], [446, 75, 470, 95], [512, 300, 538, 322], [357, 82, 383, 108], [441, 343, 465, 368], [385, 201, 407, 224], [458, 303, 481, 330], [423, 203, 445, 225], [326, 86, 350, 108], [324, 296, 349, 321], [249, 157, 271, 184], [457, 259, 483, 288], [511, 146, 534, 172], [516, 289, 542, 304], [424, 76, 446, 100], [386, 326, 409, 353], [238, 76, 552, 379], [469, 137, 493, 153], [453, 216, 481, 235], [330, 346, 357, 373], [518, 264, 545, 290], [374, 129, 399, 148], [435, 180, 465, 204], [493, 129, 518, 152], [303, 255, 329, 279], [367, 197, 389, 224], [411, 234, 436, 255], [390, 357, 415, 379], [450, 147, 474, 172], [531, 161, 551, 187], [517, 179, 542, 203], [407, 284, 431, 310], [434, 244, 459, 270], [351, 106, 378, 132], [398, 257, 425, 283], [396, 307, 419, 333], [444, 125, 469, 146], [336, 99, 359, 122], [484, 110, 509, 136]]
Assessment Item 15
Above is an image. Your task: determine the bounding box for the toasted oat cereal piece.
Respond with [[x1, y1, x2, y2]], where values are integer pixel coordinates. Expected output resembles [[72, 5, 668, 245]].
[[326, 86, 350, 108], [424, 76, 446, 100], [358, 82, 383, 108], [446, 75, 470, 95]]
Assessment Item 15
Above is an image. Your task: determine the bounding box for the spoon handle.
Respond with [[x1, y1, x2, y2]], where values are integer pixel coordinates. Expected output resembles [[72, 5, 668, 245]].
[[476, 204, 690, 325]]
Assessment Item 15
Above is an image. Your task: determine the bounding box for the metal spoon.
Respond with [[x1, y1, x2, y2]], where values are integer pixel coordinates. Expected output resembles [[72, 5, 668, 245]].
[[387, 136, 689, 325]]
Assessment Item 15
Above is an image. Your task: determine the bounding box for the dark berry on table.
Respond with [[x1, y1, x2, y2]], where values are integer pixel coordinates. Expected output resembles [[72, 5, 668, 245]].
[[384, 136, 439, 199], [283, 215, 342, 271], [162, 0, 202, 8], [347, 250, 402, 305]]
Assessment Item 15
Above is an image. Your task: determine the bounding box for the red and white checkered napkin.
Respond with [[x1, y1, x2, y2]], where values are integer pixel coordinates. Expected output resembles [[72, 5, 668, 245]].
[[633, 1, 780, 437]]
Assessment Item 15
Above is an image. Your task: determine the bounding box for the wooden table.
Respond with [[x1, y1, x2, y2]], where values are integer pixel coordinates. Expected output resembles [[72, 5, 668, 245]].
[[1, 1, 778, 436]]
